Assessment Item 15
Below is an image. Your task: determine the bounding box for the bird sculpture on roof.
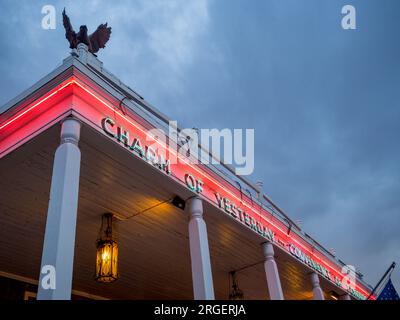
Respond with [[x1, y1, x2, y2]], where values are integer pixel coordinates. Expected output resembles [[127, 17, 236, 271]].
[[62, 8, 112, 55]]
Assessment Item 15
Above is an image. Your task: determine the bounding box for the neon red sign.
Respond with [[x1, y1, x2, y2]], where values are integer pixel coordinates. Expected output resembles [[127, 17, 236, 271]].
[[0, 76, 373, 299]]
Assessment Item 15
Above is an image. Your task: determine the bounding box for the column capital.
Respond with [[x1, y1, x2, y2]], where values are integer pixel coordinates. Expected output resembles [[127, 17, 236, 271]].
[[61, 118, 81, 145], [261, 241, 275, 261], [339, 293, 351, 300], [261, 241, 284, 300], [310, 272, 320, 286], [187, 196, 203, 219], [310, 272, 325, 300]]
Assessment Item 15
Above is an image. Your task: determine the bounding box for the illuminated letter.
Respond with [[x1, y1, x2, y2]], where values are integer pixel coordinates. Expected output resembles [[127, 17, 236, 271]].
[[249, 217, 257, 231], [102, 117, 115, 137], [288, 244, 297, 256], [196, 180, 204, 194], [163, 159, 171, 174], [243, 212, 251, 226], [230, 204, 238, 218], [117, 127, 130, 147], [185, 174, 196, 191], [146, 128, 167, 165], [237, 207, 244, 222], [264, 228, 275, 242], [146, 146, 157, 165], [223, 198, 232, 214], [131, 138, 144, 157], [256, 222, 263, 235], [158, 155, 171, 174], [215, 193, 223, 208]]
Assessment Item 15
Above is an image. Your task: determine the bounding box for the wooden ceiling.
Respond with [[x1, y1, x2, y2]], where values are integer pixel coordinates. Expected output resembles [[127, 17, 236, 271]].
[[0, 123, 342, 300]]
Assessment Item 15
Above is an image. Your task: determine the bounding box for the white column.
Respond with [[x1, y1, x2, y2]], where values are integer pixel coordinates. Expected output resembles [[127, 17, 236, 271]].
[[187, 197, 215, 300], [310, 272, 325, 300], [262, 242, 284, 300], [339, 294, 351, 300], [37, 118, 81, 300]]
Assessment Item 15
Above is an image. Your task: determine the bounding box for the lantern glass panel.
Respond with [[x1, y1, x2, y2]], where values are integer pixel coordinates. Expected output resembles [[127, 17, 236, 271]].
[[95, 239, 118, 283]]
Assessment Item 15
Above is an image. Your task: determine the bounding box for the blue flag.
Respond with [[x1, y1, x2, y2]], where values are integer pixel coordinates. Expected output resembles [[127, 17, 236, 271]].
[[377, 278, 400, 300]]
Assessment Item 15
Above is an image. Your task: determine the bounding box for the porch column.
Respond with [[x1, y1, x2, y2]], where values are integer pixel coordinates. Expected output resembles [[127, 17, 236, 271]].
[[187, 197, 215, 300], [310, 272, 325, 300], [37, 118, 81, 300], [262, 242, 284, 300], [339, 294, 351, 300]]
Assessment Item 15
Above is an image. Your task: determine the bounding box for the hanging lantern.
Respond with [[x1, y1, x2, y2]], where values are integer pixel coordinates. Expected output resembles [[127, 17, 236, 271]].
[[229, 271, 244, 300], [95, 213, 118, 283]]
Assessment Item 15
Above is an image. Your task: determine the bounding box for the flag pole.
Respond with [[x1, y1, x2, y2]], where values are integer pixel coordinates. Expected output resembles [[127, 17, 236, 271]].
[[367, 261, 396, 300]]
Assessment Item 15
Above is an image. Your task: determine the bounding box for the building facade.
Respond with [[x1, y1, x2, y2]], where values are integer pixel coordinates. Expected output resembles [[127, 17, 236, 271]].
[[0, 45, 373, 300]]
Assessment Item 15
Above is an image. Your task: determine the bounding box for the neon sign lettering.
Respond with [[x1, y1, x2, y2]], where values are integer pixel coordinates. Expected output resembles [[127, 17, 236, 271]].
[[102, 117, 171, 175], [100, 115, 368, 300], [288, 244, 331, 279], [184, 174, 203, 194], [288, 244, 366, 300], [214, 193, 275, 242]]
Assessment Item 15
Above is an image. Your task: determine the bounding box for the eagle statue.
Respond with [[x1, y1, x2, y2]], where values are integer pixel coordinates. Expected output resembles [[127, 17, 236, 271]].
[[62, 8, 112, 55]]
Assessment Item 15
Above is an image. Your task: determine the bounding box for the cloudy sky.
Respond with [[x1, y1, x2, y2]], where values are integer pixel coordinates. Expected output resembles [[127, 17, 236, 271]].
[[0, 0, 399, 292]]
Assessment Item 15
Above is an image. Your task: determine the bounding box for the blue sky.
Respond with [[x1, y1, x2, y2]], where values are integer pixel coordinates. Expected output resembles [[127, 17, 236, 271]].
[[0, 0, 399, 292]]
